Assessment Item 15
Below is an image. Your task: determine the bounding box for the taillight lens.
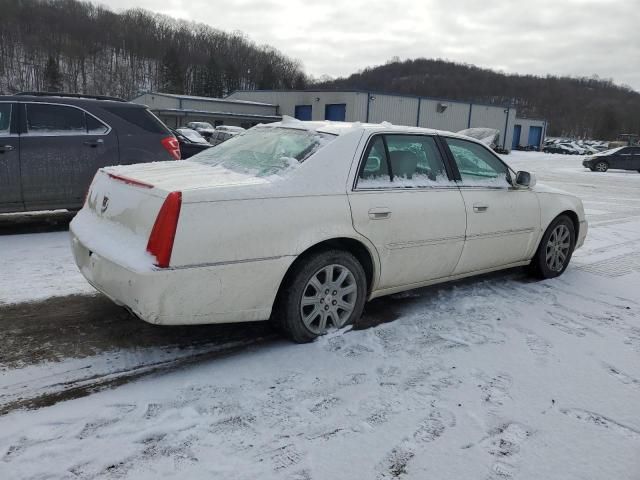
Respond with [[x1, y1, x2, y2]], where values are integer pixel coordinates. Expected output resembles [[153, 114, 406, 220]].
[[161, 136, 181, 160], [146, 191, 182, 268]]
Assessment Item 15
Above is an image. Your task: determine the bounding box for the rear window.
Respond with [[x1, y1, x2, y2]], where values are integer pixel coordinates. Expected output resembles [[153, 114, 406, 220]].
[[191, 126, 335, 177], [103, 106, 167, 134]]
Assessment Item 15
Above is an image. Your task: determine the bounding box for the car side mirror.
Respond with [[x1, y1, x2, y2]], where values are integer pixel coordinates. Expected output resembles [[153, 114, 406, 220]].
[[515, 171, 536, 188]]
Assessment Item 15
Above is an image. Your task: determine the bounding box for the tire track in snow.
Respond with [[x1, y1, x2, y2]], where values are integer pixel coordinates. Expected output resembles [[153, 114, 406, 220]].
[[560, 408, 640, 440]]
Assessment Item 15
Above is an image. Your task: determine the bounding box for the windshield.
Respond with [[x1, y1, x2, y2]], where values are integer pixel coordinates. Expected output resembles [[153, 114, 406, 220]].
[[595, 146, 624, 156], [190, 127, 335, 176], [177, 128, 208, 143]]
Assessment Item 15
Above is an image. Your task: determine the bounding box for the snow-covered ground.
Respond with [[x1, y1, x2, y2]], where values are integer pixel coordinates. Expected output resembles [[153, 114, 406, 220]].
[[1, 151, 640, 479], [0, 231, 95, 305]]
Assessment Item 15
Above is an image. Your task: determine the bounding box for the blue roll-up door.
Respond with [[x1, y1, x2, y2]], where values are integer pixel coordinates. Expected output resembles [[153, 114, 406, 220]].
[[528, 126, 543, 148], [325, 103, 346, 121], [512, 125, 522, 149], [294, 105, 312, 121]]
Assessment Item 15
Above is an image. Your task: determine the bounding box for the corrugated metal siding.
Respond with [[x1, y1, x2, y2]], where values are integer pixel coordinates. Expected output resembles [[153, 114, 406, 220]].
[[228, 91, 363, 121], [131, 93, 179, 110], [419, 100, 470, 132], [367, 94, 419, 126], [180, 98, 276, 115], [225, 92, 547, 151]]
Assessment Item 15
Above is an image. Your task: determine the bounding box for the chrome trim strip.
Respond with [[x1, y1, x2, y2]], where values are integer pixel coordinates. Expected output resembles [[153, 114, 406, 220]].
[[466, 227, 536, 240], [387, 235, 466, 250], [165, 255, 291, 271]]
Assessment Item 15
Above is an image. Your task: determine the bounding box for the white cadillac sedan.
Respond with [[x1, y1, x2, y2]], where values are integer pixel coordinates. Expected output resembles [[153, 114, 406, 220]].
[[70, 119, 587, 342]]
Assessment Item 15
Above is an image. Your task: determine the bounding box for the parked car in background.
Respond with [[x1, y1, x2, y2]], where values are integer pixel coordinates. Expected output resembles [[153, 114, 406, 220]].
[[71, 120, 587, 343], [210, 125, 245, 146], [582, 146, 640, 172], [0, 92, 179, 214], [186, 121, 215, 140], [173, 128, 212, 158], [457, 127, 500, 150], [543, 144, 581, 155]]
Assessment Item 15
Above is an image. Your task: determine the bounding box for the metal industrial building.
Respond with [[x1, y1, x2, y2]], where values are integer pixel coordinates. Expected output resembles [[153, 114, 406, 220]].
[[130, 92, 281, 129], [227, 90, 547, 151], [132, 90, 546, 151]]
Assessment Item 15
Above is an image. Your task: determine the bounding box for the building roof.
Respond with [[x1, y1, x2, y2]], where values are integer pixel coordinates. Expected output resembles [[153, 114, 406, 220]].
[[227, 89, 514, 110], [134, 91, 276, 107], [152, 107, 281, 121]]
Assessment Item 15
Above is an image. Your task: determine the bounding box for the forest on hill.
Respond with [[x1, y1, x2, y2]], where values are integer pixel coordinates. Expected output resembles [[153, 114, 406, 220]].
[[314, 58, 640, 139], [0, 0, 307, 99], [1, 1, 637, 139]]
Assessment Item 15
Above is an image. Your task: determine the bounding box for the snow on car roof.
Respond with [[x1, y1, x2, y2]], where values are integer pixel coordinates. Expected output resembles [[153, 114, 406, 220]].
[[262, 117, 448, 137]]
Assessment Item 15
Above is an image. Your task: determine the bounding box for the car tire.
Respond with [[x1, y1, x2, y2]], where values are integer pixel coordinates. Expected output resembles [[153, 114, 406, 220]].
[[529, 215, 576, 279], [594, 161, 609, 172], [276, 249, 367, 343]]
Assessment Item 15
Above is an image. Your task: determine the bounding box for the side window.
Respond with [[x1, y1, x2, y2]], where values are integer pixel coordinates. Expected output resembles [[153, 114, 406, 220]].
[[0, 104, 11, 135], [445, 137, 511, 187], [26, 104, 86, 135], [357, 136, 390, 188], [385, 135, 450, 186], [102, 107, 166, 134], [86, 114, 109, 134]]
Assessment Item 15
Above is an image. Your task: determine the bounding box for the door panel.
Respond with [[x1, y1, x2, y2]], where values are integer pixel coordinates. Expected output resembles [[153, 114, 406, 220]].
[[294, 105, 312, 121], [351, 190, 467, 289], [0, 102, 22, 212], [454, 189, 540, 274], [349, 134, 467, 290], [20, 103, 117, 210], [325, 104, 346, 121], [527, 126, 542, 148], [512, 125, 521, 149], [442, 136, 541, 274], [630, 148, 640, 169]]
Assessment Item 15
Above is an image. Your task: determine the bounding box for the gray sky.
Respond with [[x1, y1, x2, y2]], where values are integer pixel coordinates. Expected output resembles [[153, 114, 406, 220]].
[[100, 0, 640, 91]]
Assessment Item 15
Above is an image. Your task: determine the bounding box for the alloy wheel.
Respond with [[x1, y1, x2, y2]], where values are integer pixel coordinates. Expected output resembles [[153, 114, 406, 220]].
[[545, 224, 571, 272], [300, 264, 357, 334], [595, 162, 608, 172]]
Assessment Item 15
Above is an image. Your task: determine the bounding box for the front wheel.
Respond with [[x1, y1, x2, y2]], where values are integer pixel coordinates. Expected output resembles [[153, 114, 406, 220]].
[[594, 161, 609, 172], [530, 215, 576, 279], [276, 250, 367, 343]]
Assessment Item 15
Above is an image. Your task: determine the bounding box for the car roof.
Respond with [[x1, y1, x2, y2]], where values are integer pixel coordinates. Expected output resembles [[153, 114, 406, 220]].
[[2, 95, 146, 108], [261, 117, 465, 139]]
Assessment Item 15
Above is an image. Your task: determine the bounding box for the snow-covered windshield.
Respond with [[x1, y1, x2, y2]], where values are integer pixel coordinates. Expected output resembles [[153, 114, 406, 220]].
[[177, 128, 208, 144], [190, 127, 336, 177], [190, 122, 213, 129], [594, 146, 625, 156]]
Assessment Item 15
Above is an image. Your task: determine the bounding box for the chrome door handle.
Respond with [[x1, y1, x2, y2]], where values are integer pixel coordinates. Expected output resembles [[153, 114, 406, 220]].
[[0, 145, 15, 153], [473, 203, 489, 213], [368, 208, 391, 220]]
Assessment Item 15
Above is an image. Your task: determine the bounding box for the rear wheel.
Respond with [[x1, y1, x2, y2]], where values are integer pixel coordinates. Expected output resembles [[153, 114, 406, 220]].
[[276, 250, 367, 343], [530, 215, 576, 279], [594, 161, 609, 172]]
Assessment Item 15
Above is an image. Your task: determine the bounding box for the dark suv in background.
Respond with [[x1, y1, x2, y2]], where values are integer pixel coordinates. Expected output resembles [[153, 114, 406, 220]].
[[0, 93, 180, 213], [582, 146, 640, 172]]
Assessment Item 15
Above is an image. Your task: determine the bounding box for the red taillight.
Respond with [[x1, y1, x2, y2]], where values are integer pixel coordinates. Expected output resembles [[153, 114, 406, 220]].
[[161, 136, 181, 160], [146, 191, 182, 268]]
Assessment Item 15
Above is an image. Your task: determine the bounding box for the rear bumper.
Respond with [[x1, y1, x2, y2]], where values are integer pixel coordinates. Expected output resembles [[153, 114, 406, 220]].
[[70, 231, 292, 325]]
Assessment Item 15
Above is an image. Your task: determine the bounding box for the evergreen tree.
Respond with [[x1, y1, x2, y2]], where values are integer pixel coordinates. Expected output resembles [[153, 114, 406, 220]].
[[43, 56, 63, 92]]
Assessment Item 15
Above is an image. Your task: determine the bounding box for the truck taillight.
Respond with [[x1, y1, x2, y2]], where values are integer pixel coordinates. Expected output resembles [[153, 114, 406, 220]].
[[161, 136, 181, 160], [146, 191, 182, 268]]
